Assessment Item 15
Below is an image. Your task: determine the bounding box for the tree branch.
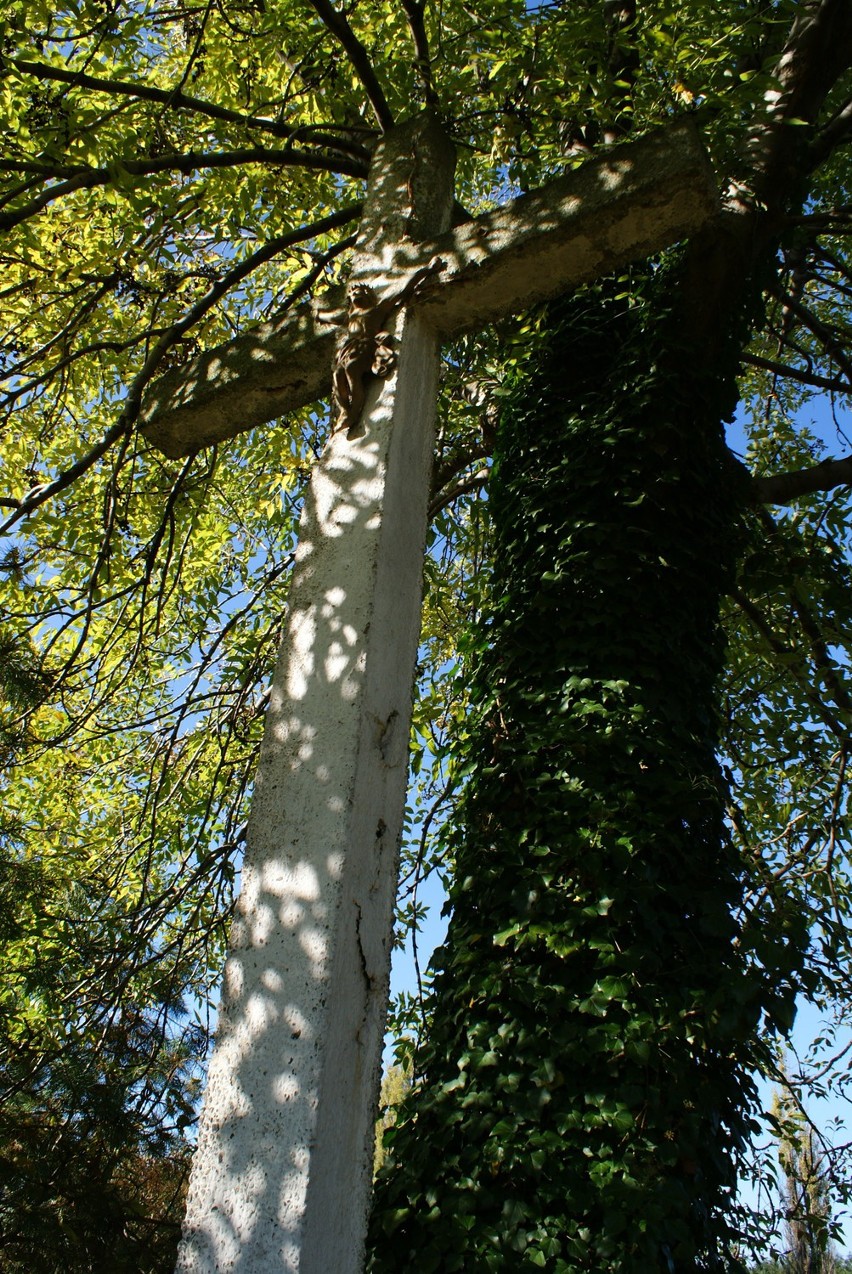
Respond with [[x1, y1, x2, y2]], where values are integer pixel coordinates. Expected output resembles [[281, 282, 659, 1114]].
[[428, 468, 490, 520], [740, 351, 852, 394], [767, 0, 852, 140], [400, 0, 439, 109], [731, 586, 847, 737], [0, 206, 361, 531], [770, 286, 852, 385], [676, 0, 852, 355], [753, 454, 852, 504], [0, 149, 367, 232], [0, 416, 135, 535], [8, 56, 371, 159], [788, 207, 852, 229], [304, 0, 395, 131], [811, 95, 852, 165]]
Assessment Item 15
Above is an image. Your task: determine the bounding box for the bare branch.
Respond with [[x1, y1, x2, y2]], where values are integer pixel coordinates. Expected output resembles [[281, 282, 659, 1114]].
[[754, 454, 852, 504], [304, 0, 395, 132]]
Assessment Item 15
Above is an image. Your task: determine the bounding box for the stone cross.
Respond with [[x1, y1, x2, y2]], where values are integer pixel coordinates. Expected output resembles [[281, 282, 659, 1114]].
[[142, 113, 717, 1274]]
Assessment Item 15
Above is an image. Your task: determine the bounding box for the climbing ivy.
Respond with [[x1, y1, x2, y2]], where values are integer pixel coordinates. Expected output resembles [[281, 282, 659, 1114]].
[[368, 270, 812, 1271]]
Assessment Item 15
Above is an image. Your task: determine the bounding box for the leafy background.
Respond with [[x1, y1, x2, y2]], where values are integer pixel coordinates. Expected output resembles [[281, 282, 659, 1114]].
[[1, 0, 852, 1268]]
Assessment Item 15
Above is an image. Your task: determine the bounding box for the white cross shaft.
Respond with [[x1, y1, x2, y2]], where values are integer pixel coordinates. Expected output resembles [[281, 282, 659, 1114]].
[[175, 115, 455, 1274], [165, 114, 717, 1273]]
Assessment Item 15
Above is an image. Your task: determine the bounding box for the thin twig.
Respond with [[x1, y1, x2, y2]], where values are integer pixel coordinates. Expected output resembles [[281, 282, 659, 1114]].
[[1, 205, 361, 532]]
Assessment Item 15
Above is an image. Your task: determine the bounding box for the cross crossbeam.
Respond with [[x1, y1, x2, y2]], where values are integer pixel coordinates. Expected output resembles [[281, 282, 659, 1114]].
[[142, 121, 716, 459]]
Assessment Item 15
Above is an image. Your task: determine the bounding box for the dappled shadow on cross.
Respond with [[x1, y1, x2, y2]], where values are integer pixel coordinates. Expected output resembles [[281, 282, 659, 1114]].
[[140, 120, 717, 467], [176, 324, 436, 1272]]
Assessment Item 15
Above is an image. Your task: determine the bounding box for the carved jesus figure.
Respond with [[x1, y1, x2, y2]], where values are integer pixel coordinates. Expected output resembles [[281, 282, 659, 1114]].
[[333, 257, 445, 436]]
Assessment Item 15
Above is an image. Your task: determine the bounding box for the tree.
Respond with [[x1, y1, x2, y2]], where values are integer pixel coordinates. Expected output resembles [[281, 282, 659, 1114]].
[[369, 3, 852, 1268], [374, 1062, 412, 1176], [771, 1078, 840, 1274], [749, 1263, 852, 1273], [1, 0, 852, 1267]]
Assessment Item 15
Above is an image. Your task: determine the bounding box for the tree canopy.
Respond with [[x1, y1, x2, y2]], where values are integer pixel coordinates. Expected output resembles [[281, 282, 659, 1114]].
[[1, 0, 852, 1267]]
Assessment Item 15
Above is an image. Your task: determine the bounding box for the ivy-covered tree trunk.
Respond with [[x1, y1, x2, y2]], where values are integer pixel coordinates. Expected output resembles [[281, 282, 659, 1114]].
[[368, 273, 801, 1271]]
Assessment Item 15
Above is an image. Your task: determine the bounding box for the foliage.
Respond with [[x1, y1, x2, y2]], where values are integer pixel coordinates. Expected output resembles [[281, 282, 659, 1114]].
[[1, 0, 852, 1266], [749, 1258, 852, 1273], [0, 999, 193, 1273], [381, 9, 852, 1270], [373, 1062, 413, 1176], [370, 268, 759, 1269], [760, 1075, 843, 1274]]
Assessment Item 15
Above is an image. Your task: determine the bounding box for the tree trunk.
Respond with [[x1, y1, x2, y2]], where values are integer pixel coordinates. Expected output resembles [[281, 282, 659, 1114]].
[[368, 5, 852, 1257], [367, 267, 799, 1271]]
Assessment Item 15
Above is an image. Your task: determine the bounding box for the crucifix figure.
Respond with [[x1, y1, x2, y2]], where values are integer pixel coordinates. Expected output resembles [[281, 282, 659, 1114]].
[[140, 111, 717, 1273], [332, 256, 445, 437]]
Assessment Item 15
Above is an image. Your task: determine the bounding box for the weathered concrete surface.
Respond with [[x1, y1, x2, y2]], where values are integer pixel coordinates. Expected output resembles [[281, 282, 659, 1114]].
[[141, 120, 716, 459], [419, 119, 717, 335], [141, 290, 345, 458], [174, 114, 455, 1274]]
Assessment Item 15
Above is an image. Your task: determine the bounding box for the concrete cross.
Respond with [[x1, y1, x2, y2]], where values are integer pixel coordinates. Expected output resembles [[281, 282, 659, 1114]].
[[144, 112, 717, 1274]]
